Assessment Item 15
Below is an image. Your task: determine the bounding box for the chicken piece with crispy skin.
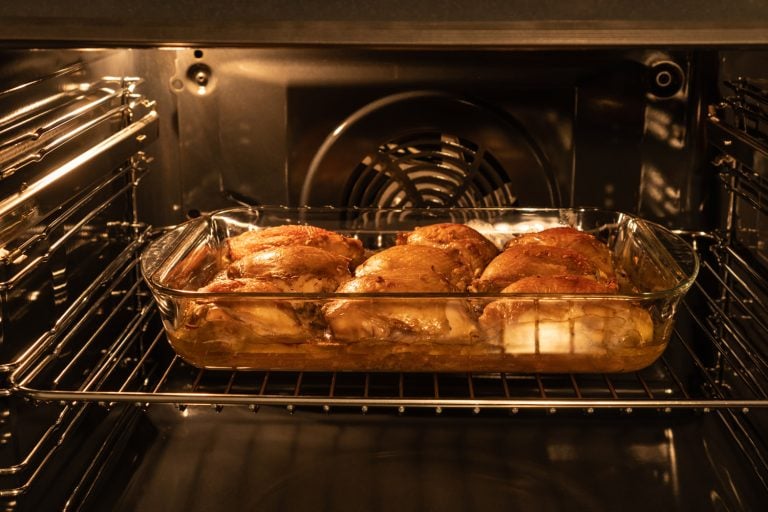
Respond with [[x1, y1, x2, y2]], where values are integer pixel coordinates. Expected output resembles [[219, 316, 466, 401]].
[[472, 245, 613, 293], [500, 275, 617, 295], [480, 275, 652, 355], [323, 270, 478, 343], [227, 245, 352, 293], [505, 226, 615, 280], [226, 224, 365, 268], [161, 244, 221, 290], [398, 223, 498, 278], [355, 245, 472, 290], [188, 278, 306, 341]]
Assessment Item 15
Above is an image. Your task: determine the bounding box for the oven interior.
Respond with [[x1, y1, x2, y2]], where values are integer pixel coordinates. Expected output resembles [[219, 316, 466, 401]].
[[0, 47, 767, 510]]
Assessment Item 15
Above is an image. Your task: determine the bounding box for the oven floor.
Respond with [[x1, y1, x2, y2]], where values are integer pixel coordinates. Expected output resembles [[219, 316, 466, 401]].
[[89, 405, 765, 512]]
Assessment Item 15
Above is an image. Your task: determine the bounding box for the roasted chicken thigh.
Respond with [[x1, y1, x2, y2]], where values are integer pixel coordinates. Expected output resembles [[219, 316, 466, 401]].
[[355, 244, 472, 290], [480, 275, 652, 354], [472, 244, 612, 293], [398, 223, 498, 277], [504, 226, 615, 280], [226, 224, 365, 267], [227, 245, 351, 293], [323, 270, 478, 343]]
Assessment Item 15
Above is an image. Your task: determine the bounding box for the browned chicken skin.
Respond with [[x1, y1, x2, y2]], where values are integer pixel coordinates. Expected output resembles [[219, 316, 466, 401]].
[[323, 270, 478, 343], [355, 244, 472, 290], [191, 231, 358, 350], [398, 223, 498, 277], [227, 245, 351, 293], [480, 275, 651, 355], [505, 226, 615, 280], [226, 224, 365, 268], [500, 274, 618, 294], [472, 245, 606, 293], [325, 241, 479, 342], [192, 278, 305, 340], [335, 270, 453, 294]]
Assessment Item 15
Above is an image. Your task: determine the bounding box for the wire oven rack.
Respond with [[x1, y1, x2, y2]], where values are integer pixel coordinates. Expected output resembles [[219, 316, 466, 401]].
[[4, 232, 766, 415], [0, 62, 159, 501]]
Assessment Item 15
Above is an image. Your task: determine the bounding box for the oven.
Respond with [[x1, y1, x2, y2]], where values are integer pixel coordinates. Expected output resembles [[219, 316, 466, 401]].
[[1, 3, 768, 511]]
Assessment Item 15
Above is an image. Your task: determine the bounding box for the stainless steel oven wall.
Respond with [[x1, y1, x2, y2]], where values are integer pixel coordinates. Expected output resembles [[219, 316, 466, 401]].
[[140, 48, 704, 228]]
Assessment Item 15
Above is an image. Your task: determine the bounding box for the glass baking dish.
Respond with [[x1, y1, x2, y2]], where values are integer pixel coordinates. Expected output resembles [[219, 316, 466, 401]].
[[140, 207, 698, 373]]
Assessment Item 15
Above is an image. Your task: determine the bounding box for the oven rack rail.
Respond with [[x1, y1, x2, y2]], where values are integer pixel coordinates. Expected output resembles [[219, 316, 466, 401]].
[[722, 78, 768, 139], [8, 235, 768, 413], [10, 328, 768, 413], [0, 229, 150, 499], [0, 71, 159, 382], [710, 77, 768, 220]]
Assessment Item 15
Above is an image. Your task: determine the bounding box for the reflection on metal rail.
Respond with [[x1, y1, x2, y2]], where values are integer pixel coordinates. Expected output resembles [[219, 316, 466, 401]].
[[0, 82, 133, 161], [707, 78, 768, 488], [0, 237, 147, 498], [0, 403, 90, 498], [688, 275, 768, 395], [717, 407, 768, 491], [4, 230, 150, 376], [0, 108, 158, 222], [0, 162, 148, 292]]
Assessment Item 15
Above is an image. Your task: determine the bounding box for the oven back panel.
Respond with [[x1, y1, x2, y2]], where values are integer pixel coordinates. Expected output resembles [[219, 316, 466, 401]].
[[138, 48, 705, 229]]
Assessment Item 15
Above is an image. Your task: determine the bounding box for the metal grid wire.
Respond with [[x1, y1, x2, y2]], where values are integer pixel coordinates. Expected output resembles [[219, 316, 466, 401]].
[[0, 70, 157, 500], [7, 245, 768, 413]]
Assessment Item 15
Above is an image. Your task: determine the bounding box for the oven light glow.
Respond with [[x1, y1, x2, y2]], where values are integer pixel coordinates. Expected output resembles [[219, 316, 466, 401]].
[[546, 444, 577, 461], [332, 122, 347, 137], [628, 443, 668, 463], [664, 428, 681, 498]]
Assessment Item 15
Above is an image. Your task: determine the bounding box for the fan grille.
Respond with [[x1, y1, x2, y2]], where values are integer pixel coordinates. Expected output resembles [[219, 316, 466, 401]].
[[343, 132, 517, 208]]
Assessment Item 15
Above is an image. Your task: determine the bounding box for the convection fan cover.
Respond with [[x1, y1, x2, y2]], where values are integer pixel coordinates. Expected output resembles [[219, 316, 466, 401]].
[[301, 91, 560, 208]]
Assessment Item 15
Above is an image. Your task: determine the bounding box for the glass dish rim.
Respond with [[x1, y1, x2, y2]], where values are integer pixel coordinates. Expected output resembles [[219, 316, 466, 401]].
[[140, 205, 701, 301]]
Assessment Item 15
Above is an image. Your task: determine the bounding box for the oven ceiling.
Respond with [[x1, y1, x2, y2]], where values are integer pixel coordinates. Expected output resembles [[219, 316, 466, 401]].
[[0, 0, 767, 47]]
